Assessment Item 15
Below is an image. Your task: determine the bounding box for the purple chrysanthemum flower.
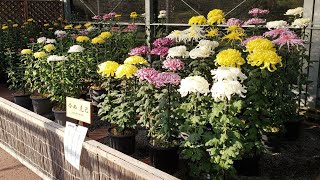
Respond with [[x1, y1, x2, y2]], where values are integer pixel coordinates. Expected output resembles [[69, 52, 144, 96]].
[[151, 47, 169, 58], [154, 72, 181, 88], [272, 33, 304, 50], [128, 46, 150, 56], [263, 28, 295, 38], [162, 58, 185, 71], [226, 18, 244, 26], [241, 36, 264, 46], [243, 18, 266, 25], [152, 38, 176, 47], [248, 8, 270, 17], [136, 68, 159, 84]]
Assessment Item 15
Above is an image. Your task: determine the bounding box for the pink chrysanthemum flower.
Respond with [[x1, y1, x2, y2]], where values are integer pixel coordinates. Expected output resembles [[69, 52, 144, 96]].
[[71, 34, 79, 39], [226, 18, 243, 26], [153, 38, 176, 47], [272, 33, 304, 50], [162, 58, 185, 71], [136, 68, 159, 84], [248, 8, 270, 17], [243, 18, 266, 25], [123, 24, 137, 32], [154, 72, 181, 88], [241, 36, 264, 46], [92, 15, 102, 20], [128, 46, 150, 56], [263, 28, 295, 38], [103, 12, 116, 20], [79, 30, 89, 35], [111, 27, 121, 31], [151, 47, 169, 58]]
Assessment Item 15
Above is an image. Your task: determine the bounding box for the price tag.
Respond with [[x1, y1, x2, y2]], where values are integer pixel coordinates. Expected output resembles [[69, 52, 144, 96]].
[[66, 97, 92, 124]]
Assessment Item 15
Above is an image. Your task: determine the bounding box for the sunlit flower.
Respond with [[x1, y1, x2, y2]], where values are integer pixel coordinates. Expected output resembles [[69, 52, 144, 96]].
[[197, 40, 219, 50], [64, 24, 73, 29], [47, 55, 68, 63], [272, 33, 304, 50], [136, 67, 159, 84], [241, 36, 263, 46], [211, 80, 247, 102], [222, 31, 246, 42], [183, 25, 205, 42], [91, 37, 105, 45], [124, 56, 148, 65], [12, 24, 18, 28], [211, 67, 247, 82], [99, 31, 112, 39], [97, 61, 120, 77], [266, 20, 288, 29], [284, 7, 304, 17], [43, 44, 56, 52], [21, 49, 33, 55], [205, 28, 219, 37], [76, 36, 90, 42], [158, 10, 166, 19], [189, 46, 213, 59], [154, 72, 181, 88], [207, 9, 224, 19], [188, 15, 207, 25], [207, 9, 225, 25], [167, 45, 189, 58], [226, 18, 243, 26], [162, 58, 185, 71], [2, 26, 8, 30], [166, 30, 188, 43], [37, 37, 47, 43], [33, 51, 47, 59], [115, 64, 138, 79], [245, 38, 275, 52], [153, 38, 175, 47], [178, 76, 210, 97], [128, 46, 150, 56], [243, 18, 266, 25], [292, 18, 312, 28], [215, 49, 245, 67], [68, 45, 85, 53], [247, 49, 282, 72], [130, 12, 138, 19], [151, 47, 169, 57], [248, 8, 269, 17]]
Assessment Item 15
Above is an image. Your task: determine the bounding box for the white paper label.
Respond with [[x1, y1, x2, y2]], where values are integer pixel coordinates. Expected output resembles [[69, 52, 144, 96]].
[[64, 121, 88, 170]]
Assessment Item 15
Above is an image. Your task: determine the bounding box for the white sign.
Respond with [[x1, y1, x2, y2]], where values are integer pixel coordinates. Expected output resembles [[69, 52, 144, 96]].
[[66, 97, 92, 124], [64, 121, 88, 170]]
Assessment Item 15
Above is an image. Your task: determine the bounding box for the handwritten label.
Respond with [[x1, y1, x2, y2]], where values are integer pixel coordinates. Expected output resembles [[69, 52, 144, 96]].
[[64, 121, 88, 170], [66, 97, 92, 124]]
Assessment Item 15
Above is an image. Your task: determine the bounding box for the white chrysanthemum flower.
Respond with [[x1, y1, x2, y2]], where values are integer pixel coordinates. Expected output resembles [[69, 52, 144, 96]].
[[266, 20, 288, 29], [189, 46, 213, 59], [68, 45, 85, 53], [87, 26, 97, 32], [37, 37, 46, 43], [158, 10, 166, 19], [211, 67, 247, 82], [292, 18, 312, 28], [46, 38, 56, 44], [166, 30, 189, 43], [178, 76, 210, 97], [47, 55, 69, 63], [284, 7, 304, 17], [54, 30, 67, 36], [197, 40, 219, 50], [167, 45, 189, 58], [183, 25, 205, 42], [211, 80, 247, 102]]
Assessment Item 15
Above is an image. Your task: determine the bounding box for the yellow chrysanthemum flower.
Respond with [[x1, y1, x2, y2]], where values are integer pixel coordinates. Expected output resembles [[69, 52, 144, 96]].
[[57, 17, 63, 21], [23, 22, 28, 25], [246, 38, 275, 52], [124, 56, 148, 65], [115, 64, 138, 79], [188, 15, 207, 25], [7, 20, 12, 22], [48, 28, 53, 31], [130, 12, 138, 19], [64, 24, 73, 29], [33, 51, 47, 59], [222, 31, 246, 42], [207, 9, 224, 19], [225, 25, 244, 33], [99, 32, 112, 39], [215, 49, 245, 67], [75, 25, 82, 29], [247, 49, 282, 72], [97, 61, 120, 77], [2, 26, 8, 30], [12, 24, 18, 28], [91, 37, 105, 45], [84, 22, 91, 27], [207, 15, 225, 25], [76, 36, 90, 42], [27, 18, 34, 22], [206, 28, 219, 37], [43, 44, 56, 52], [21, 49, 33, 55], [44, 24, 49, 27], [115, 14, 121, 18], [53, 22, 59, 26]]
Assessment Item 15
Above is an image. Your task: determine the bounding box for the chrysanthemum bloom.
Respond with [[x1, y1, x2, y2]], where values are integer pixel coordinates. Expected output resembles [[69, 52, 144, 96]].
[[115, 13, 121, 18], [162, 58, 185, 71], [222, 31, 246, 43], [189, 46, 213, 59], [115, 64, 138, 79], [128, 46, 150, 56], [272, 33, 304, 50], [166, 30, 188, 43], [27, 18, 34, 22], [76, 36, 90, 42], [74, 25, 82, 29], [12, 24, 19, 28], [266, 20, 288, 29], [46, 39, 56, 44], [215, 49, 245, 67], [97, 61, 120, 77], [2, 25, 8, 30], [87, 26, 97, 32], [136, 67, 159, 84], [103, 12, 116, 20], [84, 22, 91, 27], [33, 51, 47, 59], [54, 30, 67, 38], [71, 34, 79, 39], [197, 40, 219, 50], [188, 15, 207, 25], [153, 38, 175, 47], [207, 9, 224, 19], [284, 7, 304, 17], [158, 10, 166, 19], [205, 28, 219, 37], [43, 44, 56, 52], [21, 49, 33, 55], [151, 47, 169, 58], [244, 18, 266, 25], [263, 28, 294, 38], [130, 12, 138, 19], [154, 72, 181, 88], [292, 18, 312, 28], [167, 46, 189, 58], [226, 18, 243, 26], [207, 9, 225, 24], [225, 25, 244, 33], [248, 8, 270, 17], [99, 32, 112, 39], [68, 45, 85, 53], [92, 15, 102, 20], [245, 38, 275, 52], [124, 55, 148, 65], [37, 37, 47, 43], [123, 24, 137, 31], [64, 24, 73, 29], [241, 36, 264, 46], [247, 49, 282, 72], [183, 25, 205, 42], [211, 80, 247, 102], [47, 55, 69, 63], [91, 37, 105, 45], [178, 76, 210, 97], [211, 67, 247, 82]]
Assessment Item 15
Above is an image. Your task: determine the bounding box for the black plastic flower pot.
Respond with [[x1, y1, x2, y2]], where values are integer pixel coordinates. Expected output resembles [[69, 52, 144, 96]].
[[30, 96, 53, 115], [284, 120, 302, 141], [89, 88, 106, 107], [262, 132, 281, 153], [52, 108, 78, 126], [13, 93, 33, 111], [148, 142, 179, 174], [107, 127, 137, 155], [234, 155, 260, 176]]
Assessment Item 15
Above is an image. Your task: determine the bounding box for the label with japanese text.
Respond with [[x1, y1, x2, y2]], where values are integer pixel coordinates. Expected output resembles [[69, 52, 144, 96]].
[[66, 97, 92, 124]]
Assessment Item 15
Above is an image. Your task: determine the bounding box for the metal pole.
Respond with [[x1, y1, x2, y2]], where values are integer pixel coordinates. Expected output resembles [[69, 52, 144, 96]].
[[166, 0, 169, 33], [63, 0, 72, 20]]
